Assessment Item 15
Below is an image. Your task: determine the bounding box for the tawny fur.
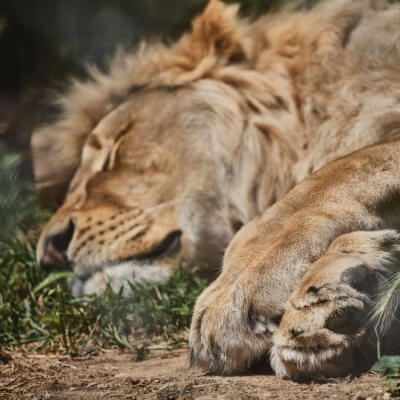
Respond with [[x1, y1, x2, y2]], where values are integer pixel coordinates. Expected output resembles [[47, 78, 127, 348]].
[[32, 0, 400, 378]]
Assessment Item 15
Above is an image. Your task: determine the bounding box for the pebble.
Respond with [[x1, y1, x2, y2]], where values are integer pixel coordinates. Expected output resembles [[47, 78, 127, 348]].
[[353, 392, 368, 400]]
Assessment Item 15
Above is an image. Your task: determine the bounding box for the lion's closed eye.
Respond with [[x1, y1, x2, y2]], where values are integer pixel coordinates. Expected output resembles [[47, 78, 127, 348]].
[[135, 230, 182, 261]]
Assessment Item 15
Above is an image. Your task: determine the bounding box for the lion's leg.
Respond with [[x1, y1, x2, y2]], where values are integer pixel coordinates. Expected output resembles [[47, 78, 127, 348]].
[[271, 230, 400, 380], [190, 138, 400, 375]]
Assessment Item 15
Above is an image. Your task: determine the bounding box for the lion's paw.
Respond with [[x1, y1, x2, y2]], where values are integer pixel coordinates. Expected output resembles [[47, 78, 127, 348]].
[[271, 230, 400, 380], [271, 260, 370, 379], [188, 277, 277, 374]]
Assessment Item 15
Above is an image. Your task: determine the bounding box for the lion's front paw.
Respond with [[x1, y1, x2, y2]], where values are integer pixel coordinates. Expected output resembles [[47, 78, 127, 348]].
[[271, 230, 400, 380], [271, 261, 370, 380], [189, 277, 277, 374]]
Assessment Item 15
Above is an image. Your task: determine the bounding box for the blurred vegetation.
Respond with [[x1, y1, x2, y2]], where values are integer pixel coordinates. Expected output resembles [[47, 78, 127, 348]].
[[373, 356, 400, 394], [0, 153, 52, 242]]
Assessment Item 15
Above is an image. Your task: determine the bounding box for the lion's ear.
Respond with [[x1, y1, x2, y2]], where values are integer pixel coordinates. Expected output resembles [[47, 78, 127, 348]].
[[180, 0, 246, 64], [31, 124, 84, 205]]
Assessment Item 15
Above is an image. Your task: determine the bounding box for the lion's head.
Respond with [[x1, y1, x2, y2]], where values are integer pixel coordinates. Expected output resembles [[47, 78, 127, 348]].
[[33, 0, 300, 294]]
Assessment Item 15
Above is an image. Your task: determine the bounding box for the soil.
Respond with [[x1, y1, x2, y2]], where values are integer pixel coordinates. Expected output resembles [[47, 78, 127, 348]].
[[0, 346, 393, 400]]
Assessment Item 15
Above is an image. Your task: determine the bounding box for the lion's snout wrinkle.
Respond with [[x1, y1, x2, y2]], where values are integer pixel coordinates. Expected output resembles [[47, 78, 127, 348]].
[[38, 203, 181, 269], [37, 202, 190, 295]]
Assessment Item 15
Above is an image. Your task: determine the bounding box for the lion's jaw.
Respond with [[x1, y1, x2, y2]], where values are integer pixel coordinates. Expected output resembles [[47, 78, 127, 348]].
[[36, 82, 272, 294]]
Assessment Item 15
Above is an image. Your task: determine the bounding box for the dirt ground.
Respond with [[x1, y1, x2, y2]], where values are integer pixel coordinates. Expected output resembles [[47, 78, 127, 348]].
[[0, 346, 393, 400]]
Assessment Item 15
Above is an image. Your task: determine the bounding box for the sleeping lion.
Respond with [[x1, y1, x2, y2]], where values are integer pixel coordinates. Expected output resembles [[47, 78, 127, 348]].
[[33, 0, 400, 380]]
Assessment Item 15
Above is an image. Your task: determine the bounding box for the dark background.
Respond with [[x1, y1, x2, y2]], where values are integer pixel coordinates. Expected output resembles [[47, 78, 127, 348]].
[[0, 0, 203, 159]]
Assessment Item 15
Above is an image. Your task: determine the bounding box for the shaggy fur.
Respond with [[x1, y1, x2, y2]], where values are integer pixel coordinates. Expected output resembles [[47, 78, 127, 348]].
[[33, 0, 400, 379]]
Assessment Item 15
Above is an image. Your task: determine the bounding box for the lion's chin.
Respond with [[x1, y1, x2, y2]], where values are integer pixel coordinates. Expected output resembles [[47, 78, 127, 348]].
[[69, 262, 171, 296]]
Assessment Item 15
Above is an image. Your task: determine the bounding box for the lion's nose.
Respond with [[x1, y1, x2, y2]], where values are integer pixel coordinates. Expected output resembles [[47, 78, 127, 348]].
[[40, 220, 75, 271]]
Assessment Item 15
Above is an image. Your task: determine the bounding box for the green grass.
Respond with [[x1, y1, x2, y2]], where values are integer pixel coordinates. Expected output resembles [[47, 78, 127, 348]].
[[371, 273, 400, 393], [0, 154, 52, 242], [373, 356, 400, 393], [0, 155, 207, 354], [0, 238, 206, 353]]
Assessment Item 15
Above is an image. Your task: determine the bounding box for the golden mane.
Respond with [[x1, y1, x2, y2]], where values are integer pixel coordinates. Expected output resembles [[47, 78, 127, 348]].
[[32, 0, 392, 203]]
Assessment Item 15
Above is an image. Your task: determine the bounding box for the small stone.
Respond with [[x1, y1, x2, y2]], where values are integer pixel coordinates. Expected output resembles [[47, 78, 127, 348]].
[[353, 392, 367, 400], [115, 373, 131, 379], [383, 393, 391, 400]]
